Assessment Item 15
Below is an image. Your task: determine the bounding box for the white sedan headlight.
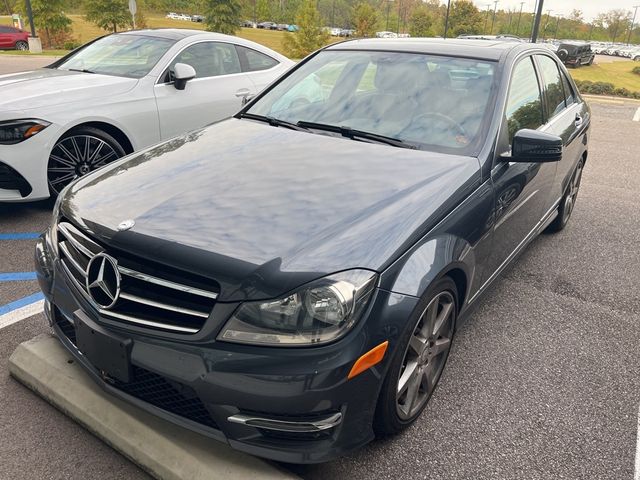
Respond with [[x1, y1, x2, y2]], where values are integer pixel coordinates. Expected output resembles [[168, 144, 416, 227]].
[[218, 270, 377, 346], [0, 119, 50, 144]]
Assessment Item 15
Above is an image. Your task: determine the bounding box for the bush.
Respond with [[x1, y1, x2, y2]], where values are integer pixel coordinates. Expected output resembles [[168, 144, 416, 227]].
[[63, 40, 81, 51], [632, 66, 640, 76], [575, 79, 640, 99]]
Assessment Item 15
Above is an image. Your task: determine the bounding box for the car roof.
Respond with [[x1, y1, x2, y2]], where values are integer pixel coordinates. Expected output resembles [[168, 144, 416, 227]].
[[325, 38, 530, 61], [119, 29, 212, 40]]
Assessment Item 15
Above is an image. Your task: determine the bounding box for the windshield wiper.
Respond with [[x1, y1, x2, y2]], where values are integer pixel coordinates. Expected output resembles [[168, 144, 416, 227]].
[[296, 121, 418, 150], [238, 113, 310, 132], [68, 68, 96, 74]]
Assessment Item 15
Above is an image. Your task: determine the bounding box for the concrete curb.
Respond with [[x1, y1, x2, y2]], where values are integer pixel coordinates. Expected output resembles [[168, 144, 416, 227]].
[[9, 334, 298, 480], [582, 94, 640, 104]]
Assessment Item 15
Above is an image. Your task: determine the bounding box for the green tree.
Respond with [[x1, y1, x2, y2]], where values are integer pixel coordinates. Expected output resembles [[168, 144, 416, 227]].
[[353, 2, 378, 37], [594, 9, 631, 43], [409, 5, 434, 37], [204, 0, 242, 35], [17, 0, 72, 47], [283, 0, 330, 58], [85, 0, 132, 33], [255, 0, 271, 21], [448, 0, 482, 37]]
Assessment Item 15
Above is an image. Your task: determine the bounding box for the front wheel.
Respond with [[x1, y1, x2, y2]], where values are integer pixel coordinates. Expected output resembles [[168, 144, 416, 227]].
[[374, 277, 457, 435], [545, 159, 584, 233], [47, 127, 125, 196], [15, 41, 28, 51]]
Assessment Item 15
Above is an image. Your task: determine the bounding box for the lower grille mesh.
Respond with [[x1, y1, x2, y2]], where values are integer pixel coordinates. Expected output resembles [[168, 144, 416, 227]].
[[55, 313, 217, 430], [112, 366, 218, 429]]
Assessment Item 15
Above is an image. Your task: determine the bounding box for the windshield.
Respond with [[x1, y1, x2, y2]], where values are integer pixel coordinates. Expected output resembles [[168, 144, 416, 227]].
[[245, 50, 497, 154], [57, 34, 175, 78]]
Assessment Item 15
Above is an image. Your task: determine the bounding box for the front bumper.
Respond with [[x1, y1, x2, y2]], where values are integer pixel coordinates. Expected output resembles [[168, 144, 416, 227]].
[[0, 125, 60, 202], [35, 235, 418, 463]]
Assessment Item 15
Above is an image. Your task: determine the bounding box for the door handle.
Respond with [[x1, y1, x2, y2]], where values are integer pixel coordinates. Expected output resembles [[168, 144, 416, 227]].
[[574, 114, 583, 128], [235, 88, 251, 98]]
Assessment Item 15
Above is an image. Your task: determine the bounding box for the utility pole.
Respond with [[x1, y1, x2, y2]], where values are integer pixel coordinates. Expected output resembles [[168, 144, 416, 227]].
[[627, 5, 639, 45], [490, 0, 499, 35], [516, 2, 524, 35], [484, 4, 491, 34], [25, 0, 36, 37], [530, 0, 544, 42], [443, 0, 452, 39]]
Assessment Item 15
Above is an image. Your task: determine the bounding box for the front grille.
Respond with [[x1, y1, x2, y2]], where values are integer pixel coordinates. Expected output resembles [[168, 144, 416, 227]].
[[0, 162, 32, 197], [113, 366, 218, 429], [57, 220, 219, 334]]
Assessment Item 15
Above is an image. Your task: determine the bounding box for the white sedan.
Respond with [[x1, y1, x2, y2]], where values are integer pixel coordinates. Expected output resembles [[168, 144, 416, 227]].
[[0, 29, 293, 202]]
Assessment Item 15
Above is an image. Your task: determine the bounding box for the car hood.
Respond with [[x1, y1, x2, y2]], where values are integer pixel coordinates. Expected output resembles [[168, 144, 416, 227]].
[[0, 69, 137, 111], [62, 119, 480, 302]]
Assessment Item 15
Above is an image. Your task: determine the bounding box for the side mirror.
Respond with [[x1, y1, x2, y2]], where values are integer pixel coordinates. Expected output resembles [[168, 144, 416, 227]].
[[173, 63, 196, 91], [502, 129, 563, 163]]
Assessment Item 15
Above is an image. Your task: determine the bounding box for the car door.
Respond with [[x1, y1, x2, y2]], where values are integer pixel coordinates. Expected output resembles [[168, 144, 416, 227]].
[[486, 55, 557, 275], [533, 53, 588, 203], [0, 27, 12, 48], [154, 41, 256, 139]]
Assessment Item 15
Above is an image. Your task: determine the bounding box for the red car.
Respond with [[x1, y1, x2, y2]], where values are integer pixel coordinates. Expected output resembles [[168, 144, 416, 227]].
[[0, 25, 29, 51]]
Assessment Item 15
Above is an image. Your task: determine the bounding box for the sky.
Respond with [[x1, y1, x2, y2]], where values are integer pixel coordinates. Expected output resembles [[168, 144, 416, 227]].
[[471, 0, 640, 22]]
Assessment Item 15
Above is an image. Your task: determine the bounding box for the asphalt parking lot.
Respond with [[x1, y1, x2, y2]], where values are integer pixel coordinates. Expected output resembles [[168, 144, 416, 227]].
[[1, 55, 639, 479]]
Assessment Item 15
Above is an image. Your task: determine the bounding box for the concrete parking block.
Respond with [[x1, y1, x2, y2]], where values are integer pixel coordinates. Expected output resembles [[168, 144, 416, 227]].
[[8, 334, 298, 480]]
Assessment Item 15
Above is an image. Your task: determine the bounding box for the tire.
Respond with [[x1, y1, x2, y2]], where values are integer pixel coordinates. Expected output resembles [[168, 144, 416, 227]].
[[545, 159, 584, 233], [374, 277, 458, 436], [47, 126, 126, 197], [15, 41, 28, 51]]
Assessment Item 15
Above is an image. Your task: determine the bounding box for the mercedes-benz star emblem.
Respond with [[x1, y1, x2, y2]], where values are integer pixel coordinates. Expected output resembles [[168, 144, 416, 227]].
[[117, 219, 135, 231], [85, 253, 121, 309]]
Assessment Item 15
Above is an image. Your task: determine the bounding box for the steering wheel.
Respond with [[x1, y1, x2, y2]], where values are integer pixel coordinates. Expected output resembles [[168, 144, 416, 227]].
[[405, 112, 469, 145]]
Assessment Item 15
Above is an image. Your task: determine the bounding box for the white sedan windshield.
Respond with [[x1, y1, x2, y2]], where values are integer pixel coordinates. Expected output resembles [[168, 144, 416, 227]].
[[57, 34, 175, 79]]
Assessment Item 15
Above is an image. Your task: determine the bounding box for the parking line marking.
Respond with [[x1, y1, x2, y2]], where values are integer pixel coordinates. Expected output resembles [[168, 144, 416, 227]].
[[0, 292, 45, 329], [633, 107, 640, 122], [0, 272, 38, 282], [636, 404, 640, 480], [0, 233, 40, 240]]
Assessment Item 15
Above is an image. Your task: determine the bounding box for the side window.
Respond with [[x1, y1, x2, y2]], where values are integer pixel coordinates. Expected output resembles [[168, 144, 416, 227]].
[[168, 42, 240, 80], [560, 72, 575, 107], [0, 27, 11, 33], [505, 57, 544, 142], [536, 55, 566, 120], [236, 46, 279, 72], [356, 62, 377, 93]]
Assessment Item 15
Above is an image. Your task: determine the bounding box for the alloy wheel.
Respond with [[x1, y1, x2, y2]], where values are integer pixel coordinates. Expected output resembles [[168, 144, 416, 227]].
[[15, 41, 28, 51], [562, 161, 583, 224], [396, 291, 455, 420], [48, 135, 119, 195]]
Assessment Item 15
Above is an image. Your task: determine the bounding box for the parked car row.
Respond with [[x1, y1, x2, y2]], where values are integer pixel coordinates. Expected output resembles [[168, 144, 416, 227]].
[[166, 12, 204, 22], [592, 42, 640, 60], [376, 31, 411, 38], [254, 21, 298, 31]]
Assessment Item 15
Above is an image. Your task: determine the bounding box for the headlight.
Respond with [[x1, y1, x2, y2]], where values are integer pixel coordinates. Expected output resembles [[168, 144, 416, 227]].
[[0, 119, 50, 144], [218, 269, 377, 346]]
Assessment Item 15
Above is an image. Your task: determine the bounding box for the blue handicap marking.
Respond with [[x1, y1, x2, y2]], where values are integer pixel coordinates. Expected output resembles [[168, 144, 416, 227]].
[[0, 292, 45, 316], [0, 272, 38, 282], [0, 233, 41, 240]]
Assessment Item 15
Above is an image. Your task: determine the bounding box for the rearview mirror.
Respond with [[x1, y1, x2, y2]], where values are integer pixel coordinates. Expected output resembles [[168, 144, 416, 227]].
[[173, 63, 196, 91], [502, 129, 563, 163]]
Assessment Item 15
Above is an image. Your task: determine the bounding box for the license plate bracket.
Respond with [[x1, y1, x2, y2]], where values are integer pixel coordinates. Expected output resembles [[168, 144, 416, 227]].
[[74, 310, 132, 383]]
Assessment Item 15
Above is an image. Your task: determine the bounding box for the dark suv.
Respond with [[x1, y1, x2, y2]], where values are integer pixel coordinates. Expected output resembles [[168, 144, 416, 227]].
[[556, 41, 595, 67]]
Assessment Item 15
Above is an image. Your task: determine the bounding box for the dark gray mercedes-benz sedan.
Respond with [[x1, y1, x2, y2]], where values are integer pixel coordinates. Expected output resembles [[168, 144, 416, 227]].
[[35, 38, 589, 463]]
